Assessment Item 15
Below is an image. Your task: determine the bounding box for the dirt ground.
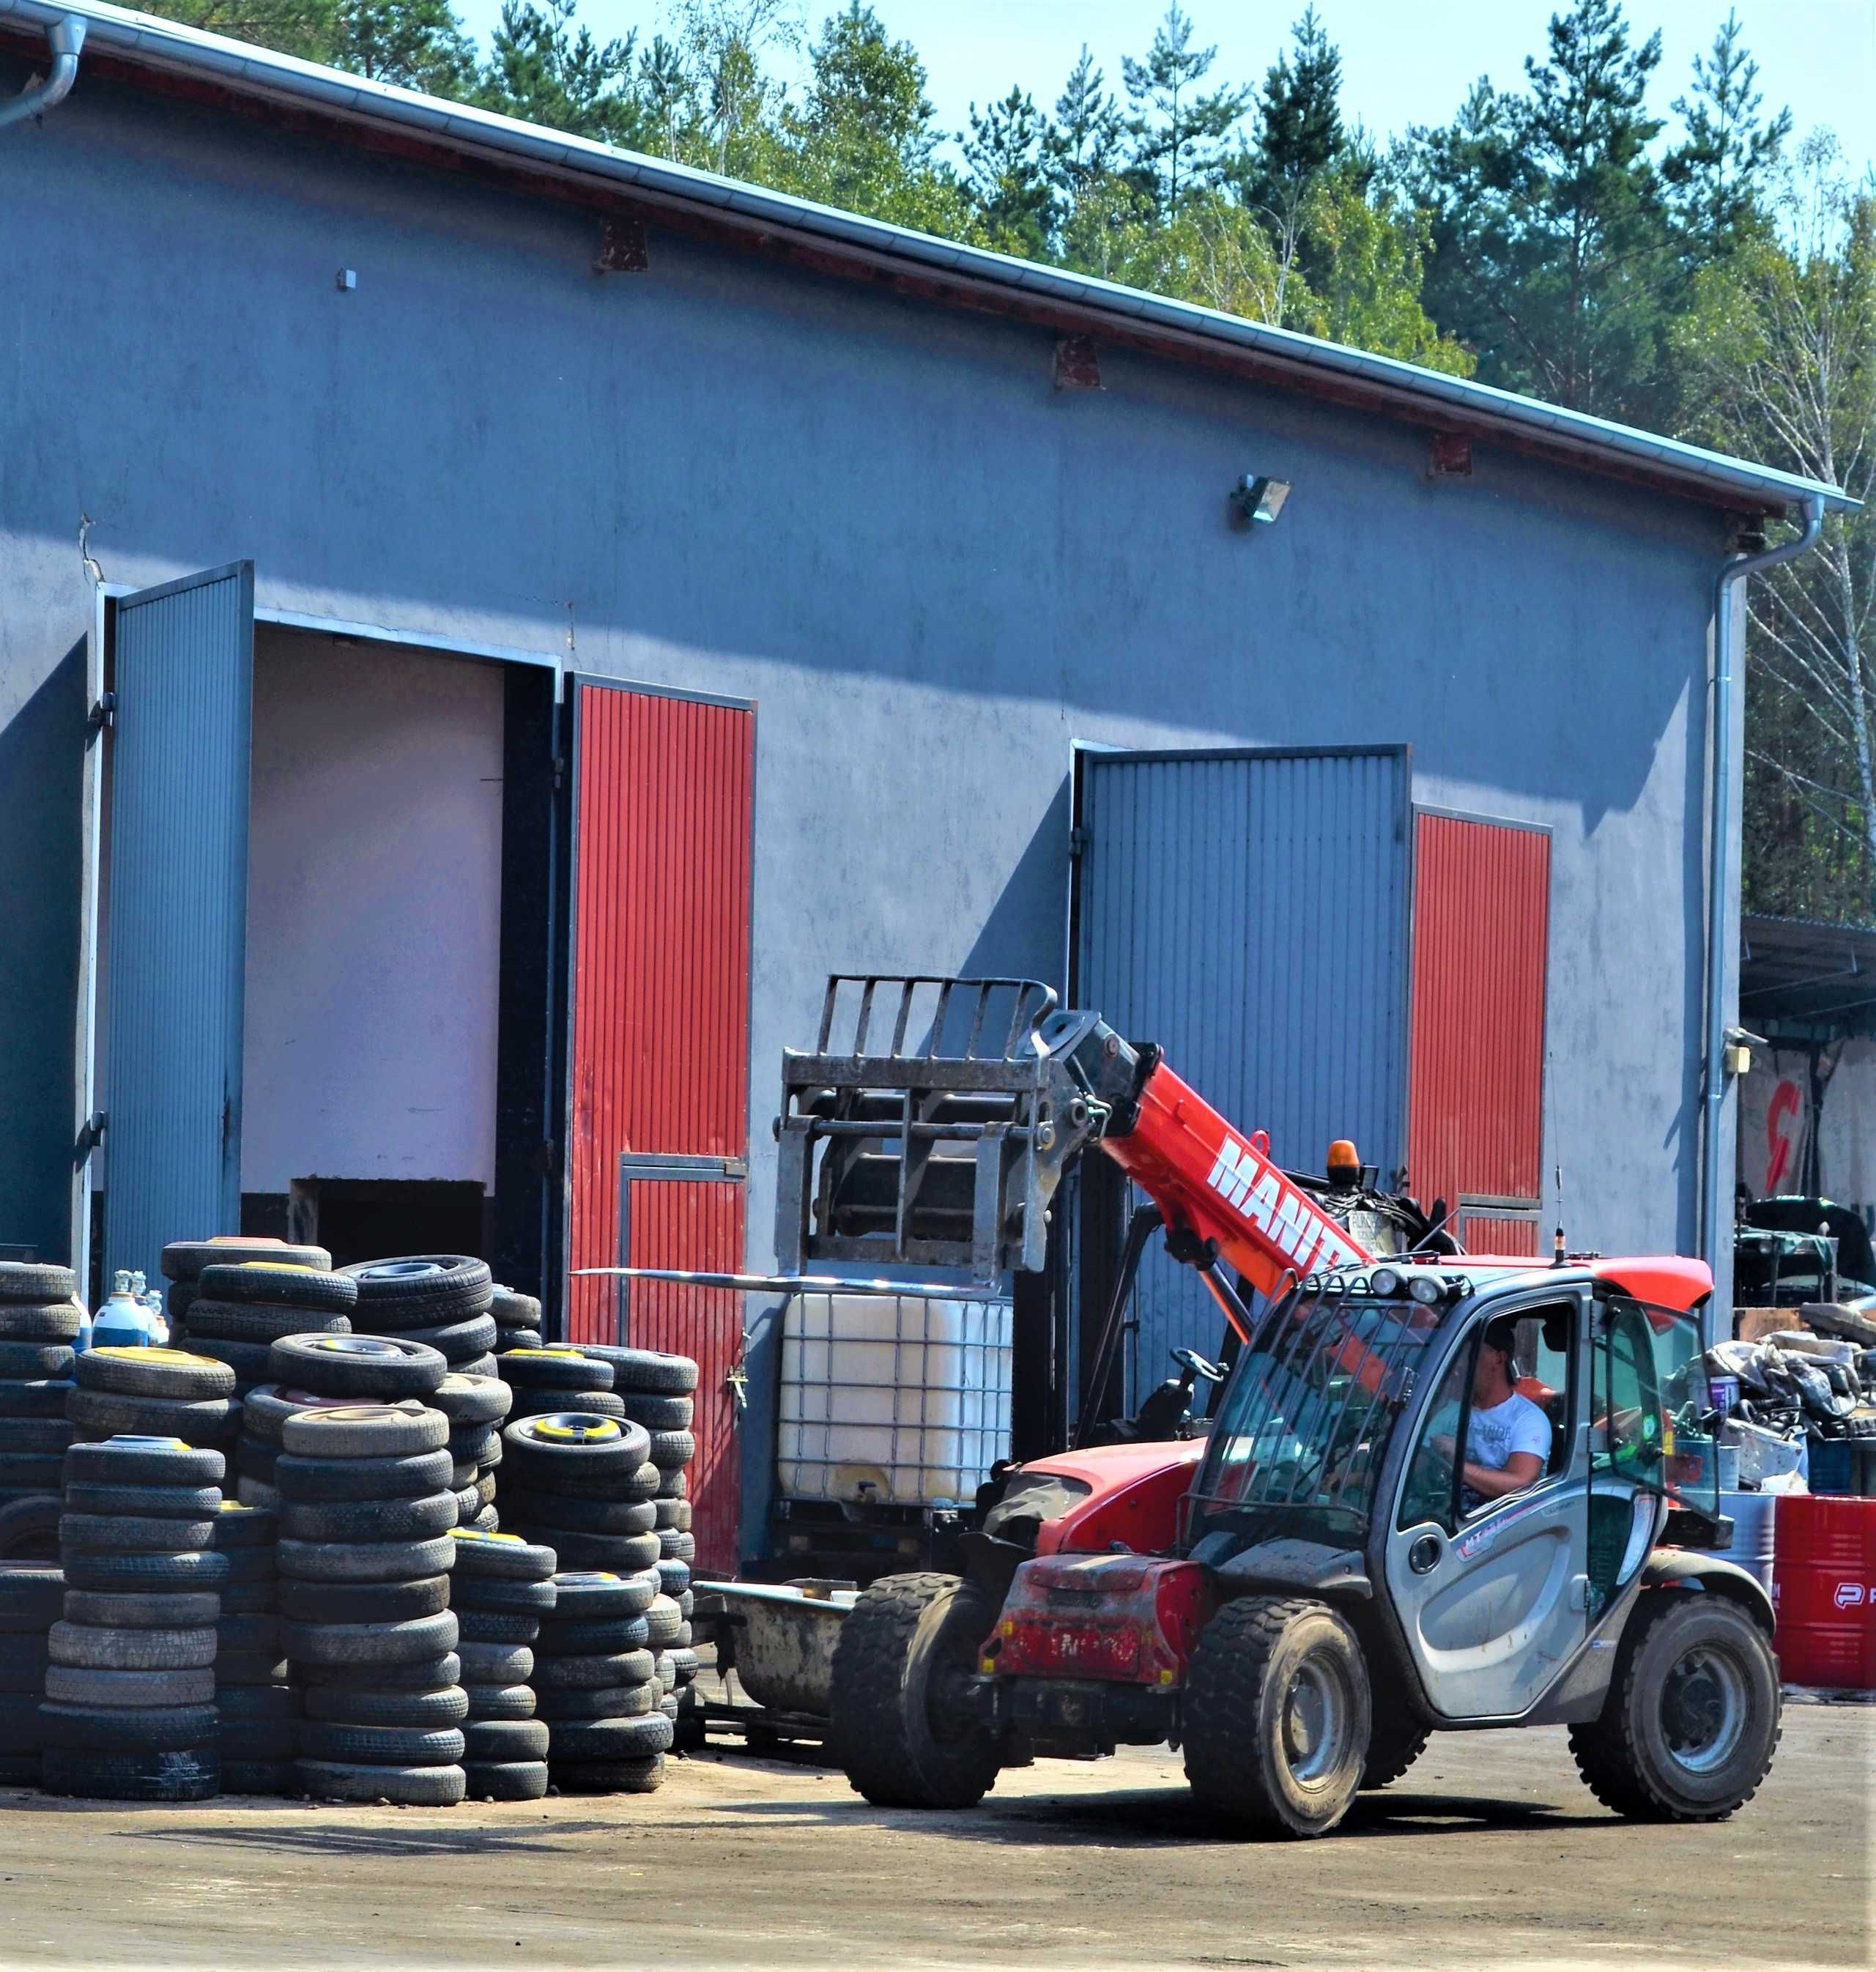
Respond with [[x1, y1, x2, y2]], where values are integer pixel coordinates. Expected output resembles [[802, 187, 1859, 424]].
[[0, 1702, 1867, 1971]]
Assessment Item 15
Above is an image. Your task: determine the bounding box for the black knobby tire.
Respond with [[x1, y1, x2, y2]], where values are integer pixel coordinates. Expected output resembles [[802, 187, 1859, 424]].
[[1182, 1595, 1372, 1839], [62, 1588, 219, 1631], [828, 1571, 1001, 1811], [210, 1500, 277, 1548], [185, 1302, 352, 1346], [44, 1664, 218, 1708], [1567, 1593, 1782, 1823], [198, 1263, 357, 1312], [534, 1647, 655, 1690], [547, 1571, 656, 1620], [451, 1574, 558, 1617], [0, 1561, 64, 1627], [0, 1261, 77, 1305], [1360, 1719, 1429, 1790], [456, 1639, 533, 1685]]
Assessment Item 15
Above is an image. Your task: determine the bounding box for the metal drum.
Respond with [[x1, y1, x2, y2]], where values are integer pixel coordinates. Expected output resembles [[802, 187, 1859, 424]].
[[1773, 1494, 1876, 1690], [1721, 1488, 1777, 1600]]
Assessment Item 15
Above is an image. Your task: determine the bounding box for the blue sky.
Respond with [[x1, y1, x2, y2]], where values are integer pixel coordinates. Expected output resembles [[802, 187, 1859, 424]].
[[451, 0, 1876, 177]]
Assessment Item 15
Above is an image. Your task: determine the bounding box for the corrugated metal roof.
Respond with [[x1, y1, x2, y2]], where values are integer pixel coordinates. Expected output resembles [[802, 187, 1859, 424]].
[[2, 0, 1858, 520]]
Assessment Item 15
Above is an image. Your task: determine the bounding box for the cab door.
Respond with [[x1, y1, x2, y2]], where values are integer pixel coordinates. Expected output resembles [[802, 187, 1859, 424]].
[[1382, 1294, 1590, 1720]]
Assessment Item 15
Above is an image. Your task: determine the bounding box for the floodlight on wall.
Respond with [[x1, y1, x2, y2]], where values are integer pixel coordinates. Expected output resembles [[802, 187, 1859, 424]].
[[1230, 475, 1291, 527]]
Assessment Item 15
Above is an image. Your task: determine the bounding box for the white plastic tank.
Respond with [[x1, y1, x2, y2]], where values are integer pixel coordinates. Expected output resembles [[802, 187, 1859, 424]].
[[776, 1291, 1012, 1506]]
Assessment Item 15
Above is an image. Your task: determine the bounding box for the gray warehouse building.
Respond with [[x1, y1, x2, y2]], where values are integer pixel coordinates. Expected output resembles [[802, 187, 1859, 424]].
[[0, 1, 1851, 1568]]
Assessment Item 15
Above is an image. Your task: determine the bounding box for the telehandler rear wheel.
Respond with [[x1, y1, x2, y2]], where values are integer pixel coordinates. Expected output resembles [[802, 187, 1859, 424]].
[[1568, 1593, 1780, 1821], [1360, 1719, 1428, 1790], [1184, 1595, 1371, 1837], [830, 1572, 1001, 1809]]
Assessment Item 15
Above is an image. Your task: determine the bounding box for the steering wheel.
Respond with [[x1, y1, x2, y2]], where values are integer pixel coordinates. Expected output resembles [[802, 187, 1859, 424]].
[[1171, 1346, 1226, 1385]]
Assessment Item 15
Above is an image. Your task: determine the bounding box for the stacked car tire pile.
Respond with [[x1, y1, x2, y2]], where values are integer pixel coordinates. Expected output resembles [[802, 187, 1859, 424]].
[[536, 1567, 672, 1794], [0, 1260, 80, 1561], [43, 1437, 225, 1801], [186, 1261, 356, 1422], [277, 1401, 466, 1806], [492, 1286, 544, 1352], [160, 1238, 330, 1354], [590, 1347, 700, 1720], [449, 1527, 557, 1800], [212, 1499, 294, 1793], [69, 1346, 239, 1464], [431, 1374, 511, 1533]]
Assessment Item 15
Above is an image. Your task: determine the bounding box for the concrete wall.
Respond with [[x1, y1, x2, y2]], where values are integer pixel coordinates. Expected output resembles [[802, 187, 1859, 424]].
[[1739, 1040, 1876, 1217], [0, 68, 1737, 1543], [242, 628, 505, 1193]]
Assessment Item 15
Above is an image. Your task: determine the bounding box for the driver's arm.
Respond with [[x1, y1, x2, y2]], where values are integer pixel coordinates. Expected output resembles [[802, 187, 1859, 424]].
[[1460, 1450, 1543, 1501]]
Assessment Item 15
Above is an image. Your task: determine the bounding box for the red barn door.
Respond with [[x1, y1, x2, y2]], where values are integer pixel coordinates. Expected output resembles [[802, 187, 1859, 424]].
[[1408, 813, 1550, 1256], [563, 681, 754, 1573]]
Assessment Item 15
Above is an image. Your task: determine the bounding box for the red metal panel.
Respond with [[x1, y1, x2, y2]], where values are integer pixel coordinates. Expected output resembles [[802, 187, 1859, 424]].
[[623, 1179, 744, 1575], [1464, 1215, 1541, 1258], [565, 683, 754, 1568], [1408, 815, 1550, 1237]]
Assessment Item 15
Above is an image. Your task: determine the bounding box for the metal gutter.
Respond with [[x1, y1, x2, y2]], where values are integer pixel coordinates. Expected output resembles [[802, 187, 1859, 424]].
[[1702, 497, 1826, 1289], [0, 10, 82, 129], [0, 0, 1857, 522]]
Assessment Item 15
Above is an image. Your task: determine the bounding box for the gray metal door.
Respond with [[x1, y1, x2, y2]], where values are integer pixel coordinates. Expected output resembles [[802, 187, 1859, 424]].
[[1074, 746, 1411, 1401], [102, 563, 255, 1286]]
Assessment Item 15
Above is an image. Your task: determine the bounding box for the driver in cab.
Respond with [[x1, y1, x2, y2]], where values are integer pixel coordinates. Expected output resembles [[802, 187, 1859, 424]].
[[1434, 1316, 1551, 1512]]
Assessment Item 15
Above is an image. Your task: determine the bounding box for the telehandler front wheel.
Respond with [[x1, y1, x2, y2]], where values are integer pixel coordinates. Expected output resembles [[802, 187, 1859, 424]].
[[1183, 1595, 1371, 1838], [829, 1571, 1001, 1809], [1568, 1592, 1781, 1822]]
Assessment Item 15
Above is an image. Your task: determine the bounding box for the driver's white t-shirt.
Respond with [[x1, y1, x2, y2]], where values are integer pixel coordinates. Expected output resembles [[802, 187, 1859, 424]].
[[1465, 1391, 1551, 1475]]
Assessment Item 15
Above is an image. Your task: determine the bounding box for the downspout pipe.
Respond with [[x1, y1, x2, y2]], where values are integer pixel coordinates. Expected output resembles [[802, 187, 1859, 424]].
[[0, 12, 84, 132], [1702, 492, 1826, 1289]]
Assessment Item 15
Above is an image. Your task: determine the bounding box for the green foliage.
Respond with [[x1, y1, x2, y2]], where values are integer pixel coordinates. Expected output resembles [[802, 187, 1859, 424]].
[[1120, 4, 1252, 220], [1663, 9, 1790, 251], [472, 0, 644, 147], [963, 89, 1058, 259], [330, 0, 475, 93]]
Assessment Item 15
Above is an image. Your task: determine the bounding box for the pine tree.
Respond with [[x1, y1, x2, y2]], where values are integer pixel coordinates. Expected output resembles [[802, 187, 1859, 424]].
[[1241, 7, 1343, 237], [1663, 9, 1790, 251], [1121, 4, 1252, 220], [473, 0, 644, 147], [330, 0, 474, 94], [963, 89, 1059, 258]]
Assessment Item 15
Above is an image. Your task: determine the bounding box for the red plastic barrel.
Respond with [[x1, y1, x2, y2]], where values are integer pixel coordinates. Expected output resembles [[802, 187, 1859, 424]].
[[1774, 1495, 1876, 1690]]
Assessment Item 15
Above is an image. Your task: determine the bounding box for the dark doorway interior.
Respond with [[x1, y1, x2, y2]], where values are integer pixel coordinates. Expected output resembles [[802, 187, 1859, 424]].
[[285, 1178, 488, 1271]]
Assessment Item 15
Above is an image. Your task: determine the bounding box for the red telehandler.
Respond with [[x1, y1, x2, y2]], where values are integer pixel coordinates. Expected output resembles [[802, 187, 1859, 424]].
[[774, 977, 1779, 1837]]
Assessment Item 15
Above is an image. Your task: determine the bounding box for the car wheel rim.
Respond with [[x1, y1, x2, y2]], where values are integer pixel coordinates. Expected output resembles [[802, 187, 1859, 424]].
[[1282, 1656, 1349, 1788], [1661, 1642, 1748, 1774]]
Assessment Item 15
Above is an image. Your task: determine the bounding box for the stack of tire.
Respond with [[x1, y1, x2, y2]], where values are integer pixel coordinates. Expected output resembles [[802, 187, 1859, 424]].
[[335, 1257, 499, 1379], [499, 1348, 622, 1426], [67, 1349, 240, 1468], [431, 1374, 512, 1533], [582, 1348, 700, 1720], [42, 1437, 225, 1801], [536, 1569, 672, 1794], [494, 1409, 673, 1792], [491, 1286, 543, 1352], [275, 1401, 464, 1807], [448, 1527, 557, 1801], [160, 1237, 330, 1353], [234, 1384, 356, 1516], [0, 1260, 80, 1562], [0, 1561, 62, 1787], [211, 1500, 294, 1793], [186, 1262, 357, 1433]]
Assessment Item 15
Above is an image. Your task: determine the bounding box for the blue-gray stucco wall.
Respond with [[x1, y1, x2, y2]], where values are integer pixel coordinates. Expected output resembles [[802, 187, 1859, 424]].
[[0, 68, 1738, 1555]]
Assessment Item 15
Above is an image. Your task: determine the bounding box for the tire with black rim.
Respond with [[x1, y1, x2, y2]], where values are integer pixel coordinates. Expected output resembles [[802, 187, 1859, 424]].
[[1183, 1595, 1371, 1838], [500, 1415, 649, 1488], [198, 1263, 357, 1313], [1568, 1592, 1781, 1822], [828, 1571, 1001, 1811], [340, 1256, 492, 1324]]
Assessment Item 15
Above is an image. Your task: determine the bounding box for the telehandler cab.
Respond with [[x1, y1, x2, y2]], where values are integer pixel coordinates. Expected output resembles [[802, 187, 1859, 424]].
[[779, 977, 1779, 1838]]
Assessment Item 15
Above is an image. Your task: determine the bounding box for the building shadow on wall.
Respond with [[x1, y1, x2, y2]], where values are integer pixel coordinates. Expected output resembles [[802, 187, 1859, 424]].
[[954, 778, 1070, 993]]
